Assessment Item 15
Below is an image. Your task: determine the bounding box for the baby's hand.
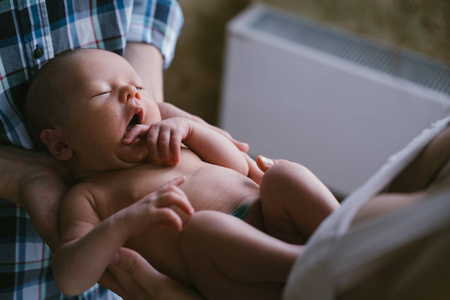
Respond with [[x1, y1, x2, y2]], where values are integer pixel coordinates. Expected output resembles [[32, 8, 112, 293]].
[[116, 176, 194, 236], [122, 118, 191, 165], [123, 124, 150, 145], [146, 117, 192, 165]]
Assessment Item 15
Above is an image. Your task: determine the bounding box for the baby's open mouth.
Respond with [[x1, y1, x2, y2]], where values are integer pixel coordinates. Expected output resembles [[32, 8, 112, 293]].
[[123, 108, 145, 144], [126, 113, 140, 132], [126, 107, 143, 133]]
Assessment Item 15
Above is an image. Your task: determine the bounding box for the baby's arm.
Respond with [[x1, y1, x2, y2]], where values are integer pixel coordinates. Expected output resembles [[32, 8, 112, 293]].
[[52, 177, 193, 296], [157, 102, 249, 153], [126, 117, 249, 175]]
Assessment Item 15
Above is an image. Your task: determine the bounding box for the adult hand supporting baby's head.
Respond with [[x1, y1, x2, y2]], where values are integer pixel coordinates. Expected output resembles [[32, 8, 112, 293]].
[[7, 146, 73, 251]]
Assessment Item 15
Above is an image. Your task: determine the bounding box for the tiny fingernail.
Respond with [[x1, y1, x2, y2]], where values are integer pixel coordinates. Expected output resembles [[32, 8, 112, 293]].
[[111, 253, 120, 264], [260, 155, 274, 166]]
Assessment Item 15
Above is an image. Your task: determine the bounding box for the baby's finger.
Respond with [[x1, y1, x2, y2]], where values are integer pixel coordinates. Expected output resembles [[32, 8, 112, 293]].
[[153, 208, 184, 231], [155, 186, 194, 214], [147, 124, 162, 164], [156, 190, 194, 215], [123, 124, 148, 144], [157, 127, 172, 165], [157, 176, 186, 190], [170, 130, 182, 165]]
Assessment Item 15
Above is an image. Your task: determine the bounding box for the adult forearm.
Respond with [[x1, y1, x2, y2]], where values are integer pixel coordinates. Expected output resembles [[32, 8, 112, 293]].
[[0, 145, 23, 204], [0, 145, 72, 250], [0, 145, 58, 206], [124, 42, 164, 102]]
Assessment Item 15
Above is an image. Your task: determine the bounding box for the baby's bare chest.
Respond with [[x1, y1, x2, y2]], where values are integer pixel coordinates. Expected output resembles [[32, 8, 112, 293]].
[[89, 151, 259, 220]]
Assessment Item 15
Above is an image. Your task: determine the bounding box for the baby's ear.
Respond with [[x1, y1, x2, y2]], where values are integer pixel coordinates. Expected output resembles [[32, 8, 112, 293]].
[[41, 129, 73, 161]]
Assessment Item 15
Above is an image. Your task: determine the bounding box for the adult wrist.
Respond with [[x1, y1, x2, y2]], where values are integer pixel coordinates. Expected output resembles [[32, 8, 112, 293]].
[[0, 145, 71, 206], [0, 145, 34, 205], [124, 42, 164, 103]]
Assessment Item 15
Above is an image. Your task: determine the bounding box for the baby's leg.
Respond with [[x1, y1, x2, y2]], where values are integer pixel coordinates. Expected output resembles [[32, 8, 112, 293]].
[[259, 160, 339, 244], [180, 211, 301, 300]]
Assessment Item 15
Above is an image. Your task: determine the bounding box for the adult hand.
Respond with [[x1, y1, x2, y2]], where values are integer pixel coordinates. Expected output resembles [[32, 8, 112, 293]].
[[0, 145, 72, 251], [245, 154, 264, 184], [109, 248, 205, 300], [125, 43, 164, 103], [0, 146, 138, 299]]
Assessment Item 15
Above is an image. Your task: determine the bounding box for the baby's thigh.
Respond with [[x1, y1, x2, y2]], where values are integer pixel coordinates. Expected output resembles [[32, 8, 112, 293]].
[[180, 211, 294, 300], [259, 160, 314, 213], [126, 225, 192, 287], [259, 161, 337, 243], [259, 160, 313, 199]]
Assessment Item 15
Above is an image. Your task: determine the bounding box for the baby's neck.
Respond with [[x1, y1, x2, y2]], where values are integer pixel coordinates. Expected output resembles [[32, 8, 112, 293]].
[[67, 160, 146, 183]]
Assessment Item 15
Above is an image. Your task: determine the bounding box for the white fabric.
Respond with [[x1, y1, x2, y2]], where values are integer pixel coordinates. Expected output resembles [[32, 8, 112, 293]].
[[284, 114, 450, 300]]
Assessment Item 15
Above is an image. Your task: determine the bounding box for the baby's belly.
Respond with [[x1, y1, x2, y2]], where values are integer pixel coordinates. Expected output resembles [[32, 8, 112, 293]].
[[94, 151, 260, 285], [124, 171, 260, 286], [95, 155, 258, 215], [183, 165, 260, 213]]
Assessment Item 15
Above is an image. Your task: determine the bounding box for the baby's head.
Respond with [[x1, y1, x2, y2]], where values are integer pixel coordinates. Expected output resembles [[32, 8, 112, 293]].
[[25, 50, 80, 151], [26, 48, 162, 177]]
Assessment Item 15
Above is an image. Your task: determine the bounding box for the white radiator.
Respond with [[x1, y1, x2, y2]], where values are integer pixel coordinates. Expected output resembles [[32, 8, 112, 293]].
[[219, 4, 450, 196]]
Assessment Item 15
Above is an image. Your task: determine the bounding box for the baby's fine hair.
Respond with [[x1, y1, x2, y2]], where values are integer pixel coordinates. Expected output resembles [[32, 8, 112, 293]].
[[25, 49, 83, 150]]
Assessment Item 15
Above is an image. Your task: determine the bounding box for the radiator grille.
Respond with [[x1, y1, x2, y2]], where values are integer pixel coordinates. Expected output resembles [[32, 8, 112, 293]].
[[249, 9, 450, 96]]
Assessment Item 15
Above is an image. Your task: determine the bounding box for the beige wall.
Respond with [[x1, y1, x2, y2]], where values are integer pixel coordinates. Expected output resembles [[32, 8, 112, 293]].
[[164, 0, 450, 125]]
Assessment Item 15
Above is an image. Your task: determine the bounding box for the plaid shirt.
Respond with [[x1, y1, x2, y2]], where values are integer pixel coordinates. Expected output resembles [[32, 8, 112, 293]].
[[0, 0, 183, 299]]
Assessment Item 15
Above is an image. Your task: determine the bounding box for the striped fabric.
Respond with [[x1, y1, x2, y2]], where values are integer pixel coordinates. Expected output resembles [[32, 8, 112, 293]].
[[0, 0, 183, 298]]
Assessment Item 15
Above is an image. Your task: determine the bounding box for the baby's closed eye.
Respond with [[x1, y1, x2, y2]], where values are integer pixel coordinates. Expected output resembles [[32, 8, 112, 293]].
[[92, 91, 112, 98]]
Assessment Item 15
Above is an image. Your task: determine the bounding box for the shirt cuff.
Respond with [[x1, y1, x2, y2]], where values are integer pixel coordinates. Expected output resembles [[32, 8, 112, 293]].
[[127, 0, 184, 69]]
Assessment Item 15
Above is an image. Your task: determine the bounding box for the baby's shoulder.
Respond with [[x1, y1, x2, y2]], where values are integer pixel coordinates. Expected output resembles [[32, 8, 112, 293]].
[[63, 181, 99, 210]]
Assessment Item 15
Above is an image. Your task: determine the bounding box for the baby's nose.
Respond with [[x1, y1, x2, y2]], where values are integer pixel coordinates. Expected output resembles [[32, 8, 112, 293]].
[[121, 85, 141, 102]]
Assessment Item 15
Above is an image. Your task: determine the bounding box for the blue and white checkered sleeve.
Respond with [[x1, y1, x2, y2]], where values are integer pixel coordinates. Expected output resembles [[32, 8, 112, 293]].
[[127, 0, 184, 69]]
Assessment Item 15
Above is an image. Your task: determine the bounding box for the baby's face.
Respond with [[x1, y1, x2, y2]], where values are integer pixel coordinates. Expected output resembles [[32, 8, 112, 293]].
[[61, 49, 161, 173]]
